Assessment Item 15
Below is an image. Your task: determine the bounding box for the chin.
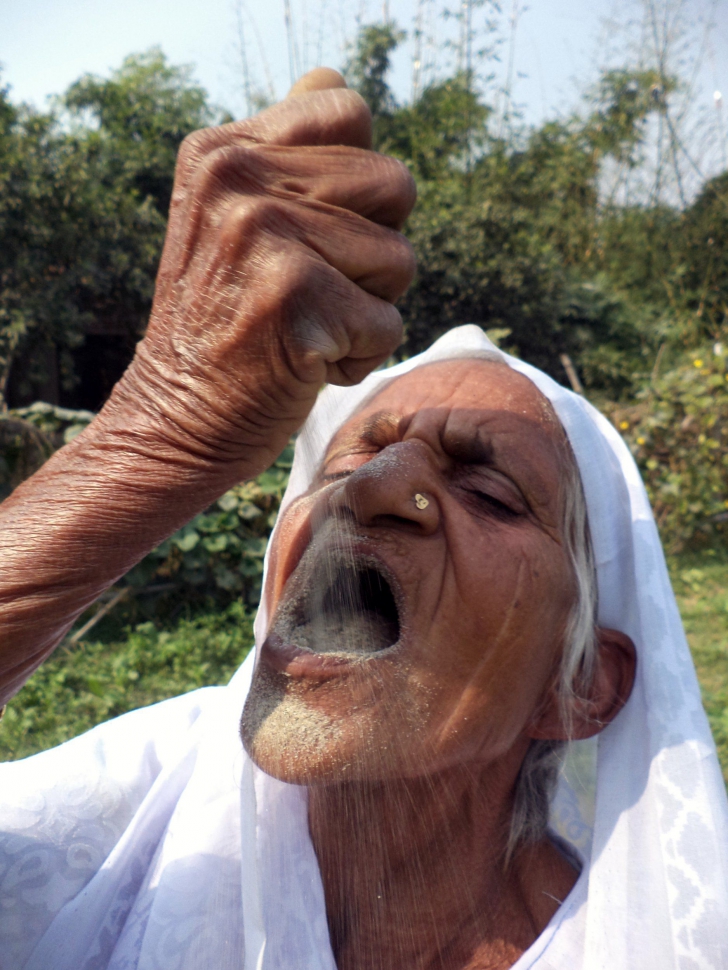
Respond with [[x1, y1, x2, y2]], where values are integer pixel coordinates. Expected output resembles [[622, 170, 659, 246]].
[[240, 656, 436, 784], [240, 662, 353, 784]]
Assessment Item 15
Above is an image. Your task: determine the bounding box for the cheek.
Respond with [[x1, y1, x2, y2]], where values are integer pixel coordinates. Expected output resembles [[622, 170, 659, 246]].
[[412, 535, 574, 754], [262, 497, 316, 616]]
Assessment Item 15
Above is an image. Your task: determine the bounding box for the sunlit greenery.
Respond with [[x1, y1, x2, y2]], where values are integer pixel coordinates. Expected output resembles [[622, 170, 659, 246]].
[[670, 551, 728, 782]]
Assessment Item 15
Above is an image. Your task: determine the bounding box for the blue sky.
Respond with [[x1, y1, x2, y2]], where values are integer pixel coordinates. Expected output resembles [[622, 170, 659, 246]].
[[1, 0, 726, 144]]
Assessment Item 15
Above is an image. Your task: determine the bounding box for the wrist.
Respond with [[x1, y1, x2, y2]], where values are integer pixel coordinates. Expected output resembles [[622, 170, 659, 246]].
[[94, 340, 300, 489]]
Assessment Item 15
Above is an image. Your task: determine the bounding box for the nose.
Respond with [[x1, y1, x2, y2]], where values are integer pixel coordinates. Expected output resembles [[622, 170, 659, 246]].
[[328, 441, 441, 535]]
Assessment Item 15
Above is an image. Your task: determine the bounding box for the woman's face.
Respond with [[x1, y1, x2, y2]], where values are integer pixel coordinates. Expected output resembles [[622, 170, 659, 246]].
[[241, 359, 578, 783]]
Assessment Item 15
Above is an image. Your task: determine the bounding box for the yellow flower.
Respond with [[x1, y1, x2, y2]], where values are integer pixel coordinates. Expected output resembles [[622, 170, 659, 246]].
[[636, 437, 645, 445], [619, 420, 629, 430], [693, 359, 704, 368]]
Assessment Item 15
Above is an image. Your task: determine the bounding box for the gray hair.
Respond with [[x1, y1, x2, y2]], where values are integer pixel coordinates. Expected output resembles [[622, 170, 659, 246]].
[[508, 441, 598, 854]]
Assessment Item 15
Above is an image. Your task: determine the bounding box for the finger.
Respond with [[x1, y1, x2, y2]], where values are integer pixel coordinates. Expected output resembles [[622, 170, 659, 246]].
[[290, 203, 416, 303], [287, 67, 347, 98], [245, 87, 372, 149], [190, 142, 416, 230], [178, 88, 372, 181], [211, 195, 415, 303], [270, 147, 416, 229], [271, 245, 405, 386]]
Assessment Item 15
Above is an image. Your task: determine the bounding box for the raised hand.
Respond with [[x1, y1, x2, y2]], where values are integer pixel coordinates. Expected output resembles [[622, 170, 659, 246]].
[[112, 68, 416, 479]]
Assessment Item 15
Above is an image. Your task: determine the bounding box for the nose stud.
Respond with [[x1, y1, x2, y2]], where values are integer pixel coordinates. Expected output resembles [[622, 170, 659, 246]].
[[414, 493, 429, 510]]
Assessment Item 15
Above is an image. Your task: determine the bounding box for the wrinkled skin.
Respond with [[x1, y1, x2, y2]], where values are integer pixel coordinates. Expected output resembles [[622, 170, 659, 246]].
[[243, 359, 636, 969], [0, 69, 415, 699]]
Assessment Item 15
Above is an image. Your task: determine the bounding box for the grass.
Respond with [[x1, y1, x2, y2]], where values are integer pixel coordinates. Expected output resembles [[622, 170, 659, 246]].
[[668, 549, 728, 783], [0, 600, 254, 761], [1, 551, 727, 776]]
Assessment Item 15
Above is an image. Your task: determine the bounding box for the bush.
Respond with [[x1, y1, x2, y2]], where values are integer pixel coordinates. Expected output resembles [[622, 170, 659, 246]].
[[124, 443, 292, 611], [608, 339, 728, 551]]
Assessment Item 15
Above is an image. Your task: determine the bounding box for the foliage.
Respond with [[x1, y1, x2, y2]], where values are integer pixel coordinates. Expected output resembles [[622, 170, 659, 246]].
[[343, 22, 405, 142], [0, 51, 215, 410], [0, 395, 290, 609], [64, 48, 214, 218], [678, 171, 728, 333], [123, 444, 292, 611], [0, 415, 52, 501], [608, 340, 728, 551], [0, 402, 94, 500], [2, 33, 725, 410], [342, 25, 670, 390], [0, 601, 254, 761]]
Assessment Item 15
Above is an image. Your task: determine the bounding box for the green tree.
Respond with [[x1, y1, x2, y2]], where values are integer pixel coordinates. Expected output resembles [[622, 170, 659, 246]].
[[344, 21, 405, 144], [64, 48, 214, 217], [0, 50, 216, 410]]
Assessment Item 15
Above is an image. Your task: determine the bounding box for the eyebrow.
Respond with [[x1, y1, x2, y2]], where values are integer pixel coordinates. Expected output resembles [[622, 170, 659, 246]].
[[440, 415, 557, 508], [325, 410, 401, 460]]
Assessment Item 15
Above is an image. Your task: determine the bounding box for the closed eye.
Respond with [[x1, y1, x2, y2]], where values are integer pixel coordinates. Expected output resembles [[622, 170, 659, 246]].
[[318, 449, 380, 485], [464, 488, 521, 520], [320, 470, 354, 483]]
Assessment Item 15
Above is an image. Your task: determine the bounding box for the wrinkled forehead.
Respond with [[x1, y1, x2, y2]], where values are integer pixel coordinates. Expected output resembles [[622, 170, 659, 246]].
[[324, 358, 573, 511], [330, 358, 568, 455]]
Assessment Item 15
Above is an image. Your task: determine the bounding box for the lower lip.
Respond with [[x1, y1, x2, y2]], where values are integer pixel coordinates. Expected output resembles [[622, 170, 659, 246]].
[[261, 633, 365, 681]]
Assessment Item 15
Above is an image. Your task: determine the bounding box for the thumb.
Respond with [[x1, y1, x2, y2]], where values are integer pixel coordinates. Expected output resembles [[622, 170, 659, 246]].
[[287, 67, 348, 98]]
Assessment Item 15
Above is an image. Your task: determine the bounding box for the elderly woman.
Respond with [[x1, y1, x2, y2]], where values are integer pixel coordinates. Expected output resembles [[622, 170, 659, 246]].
[[0, 71, 726, 970]]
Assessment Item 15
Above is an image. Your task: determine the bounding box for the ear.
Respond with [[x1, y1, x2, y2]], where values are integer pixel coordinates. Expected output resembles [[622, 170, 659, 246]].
[[527, 628, 637, 741]]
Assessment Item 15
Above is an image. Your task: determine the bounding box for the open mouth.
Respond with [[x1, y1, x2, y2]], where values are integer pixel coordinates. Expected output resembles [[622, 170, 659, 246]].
[[272, 552, 402, 659]]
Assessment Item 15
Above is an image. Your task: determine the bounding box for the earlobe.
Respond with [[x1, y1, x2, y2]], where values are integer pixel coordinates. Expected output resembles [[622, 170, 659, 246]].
[[528, 628, 637, 741]]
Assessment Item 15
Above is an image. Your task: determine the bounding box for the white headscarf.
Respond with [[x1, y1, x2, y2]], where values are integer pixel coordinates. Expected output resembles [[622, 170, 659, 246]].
[[1, 325, 727, 970]]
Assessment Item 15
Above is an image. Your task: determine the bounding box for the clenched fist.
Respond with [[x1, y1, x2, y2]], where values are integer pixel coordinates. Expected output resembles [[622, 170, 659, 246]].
[[111, 68, 416, 481]]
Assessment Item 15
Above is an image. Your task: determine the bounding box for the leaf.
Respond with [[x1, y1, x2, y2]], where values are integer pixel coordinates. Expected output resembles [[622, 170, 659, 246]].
[[217, 491, 239, 513], [86, 676, 106, 698], [203, 534, 228, 553], [174, 530, 200, 552]]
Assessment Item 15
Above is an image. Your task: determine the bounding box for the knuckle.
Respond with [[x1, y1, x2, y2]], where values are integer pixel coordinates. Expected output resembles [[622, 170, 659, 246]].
[[261, 245, 317, 297], [381, 233, 417, 299], [376, 302, 404, 345], [194, 145, 260, 200], [303, 88, 372, 148], [206, 144, 262, 182], [179, 128, 214, 164], [395, 233, 417, 275], [332, 88, 371, 119], [218, 196, 277, 247]]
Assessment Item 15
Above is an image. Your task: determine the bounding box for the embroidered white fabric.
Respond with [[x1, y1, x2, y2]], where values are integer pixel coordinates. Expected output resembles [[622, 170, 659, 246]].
[[1, 324, 727, 969]]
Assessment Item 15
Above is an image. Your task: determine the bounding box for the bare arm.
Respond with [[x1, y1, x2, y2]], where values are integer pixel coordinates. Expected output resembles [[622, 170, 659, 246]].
[[0, 70, 416, 706]]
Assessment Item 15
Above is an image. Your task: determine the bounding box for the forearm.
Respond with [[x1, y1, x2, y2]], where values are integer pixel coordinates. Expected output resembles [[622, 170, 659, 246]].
[[0, 372, 273, 707]]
